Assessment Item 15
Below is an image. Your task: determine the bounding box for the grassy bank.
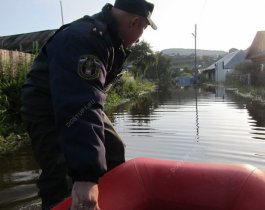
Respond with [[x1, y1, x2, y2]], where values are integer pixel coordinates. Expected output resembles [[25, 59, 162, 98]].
[[203, 82, 265, 106], [227, 86, 265, 104], [105, 72, 156, 111]]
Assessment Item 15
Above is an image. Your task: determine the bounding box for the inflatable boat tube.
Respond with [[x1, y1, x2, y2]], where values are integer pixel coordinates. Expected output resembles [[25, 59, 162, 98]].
[[52, 157, 265, 210]]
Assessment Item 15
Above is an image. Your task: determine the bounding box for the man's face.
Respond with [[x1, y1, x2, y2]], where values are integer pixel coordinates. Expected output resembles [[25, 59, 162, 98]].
[[123, 17, 149, 48]]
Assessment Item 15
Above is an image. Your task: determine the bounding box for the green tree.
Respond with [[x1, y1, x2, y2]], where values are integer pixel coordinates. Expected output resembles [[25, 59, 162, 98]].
[[145, 52, 173, 90], [127, 41, 157, 78]]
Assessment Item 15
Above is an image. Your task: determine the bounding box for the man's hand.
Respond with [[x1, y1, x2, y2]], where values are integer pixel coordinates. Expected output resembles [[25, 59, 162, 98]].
[[71, 181, 101, 210]]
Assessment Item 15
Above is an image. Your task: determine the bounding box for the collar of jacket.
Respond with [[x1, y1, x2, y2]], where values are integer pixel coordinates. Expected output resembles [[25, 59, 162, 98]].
[[94, 4, 130, 57]]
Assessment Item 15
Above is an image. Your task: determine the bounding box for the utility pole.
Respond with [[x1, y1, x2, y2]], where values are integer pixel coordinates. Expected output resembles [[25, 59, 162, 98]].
[[192, 24, 197, 85], [192, 24, 199, 142], [60, 0, 64, 25]]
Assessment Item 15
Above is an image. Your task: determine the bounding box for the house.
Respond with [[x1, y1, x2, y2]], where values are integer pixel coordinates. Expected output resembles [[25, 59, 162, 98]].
[[246, 31, 265, 72], [175, 76, 194, 87], [0, 30, 55, 53], [202, 50, 248, 82]]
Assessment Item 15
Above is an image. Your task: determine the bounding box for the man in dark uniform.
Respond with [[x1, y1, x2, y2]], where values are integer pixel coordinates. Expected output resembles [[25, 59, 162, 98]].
[[21, 0, 156, 209]]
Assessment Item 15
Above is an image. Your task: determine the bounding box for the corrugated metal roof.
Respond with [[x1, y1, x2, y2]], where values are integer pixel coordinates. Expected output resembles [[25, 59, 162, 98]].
[[0, 30, 56, 53], [205, 50, 248, 70], [225, 50, 248, 69]]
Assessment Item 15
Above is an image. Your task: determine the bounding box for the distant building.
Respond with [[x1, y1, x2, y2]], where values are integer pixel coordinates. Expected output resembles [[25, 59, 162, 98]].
[[246, 31, 265, 72], [202, 50, 249, 82], [175, 76, 194, 87]]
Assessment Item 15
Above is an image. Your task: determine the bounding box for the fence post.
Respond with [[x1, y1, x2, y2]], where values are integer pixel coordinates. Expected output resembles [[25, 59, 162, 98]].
[[247, 73, 251, 86]]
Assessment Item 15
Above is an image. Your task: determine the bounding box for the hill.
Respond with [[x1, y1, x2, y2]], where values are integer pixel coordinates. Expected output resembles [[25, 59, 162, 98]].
[[162, 48, 227, 57]]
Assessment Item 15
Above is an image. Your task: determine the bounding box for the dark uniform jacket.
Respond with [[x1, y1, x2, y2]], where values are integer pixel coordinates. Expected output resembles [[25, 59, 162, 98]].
[[21, 4, 130, 183]]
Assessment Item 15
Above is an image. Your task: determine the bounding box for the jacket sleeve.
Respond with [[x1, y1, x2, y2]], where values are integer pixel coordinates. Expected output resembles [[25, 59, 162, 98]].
[[46, 23, 109, 183]]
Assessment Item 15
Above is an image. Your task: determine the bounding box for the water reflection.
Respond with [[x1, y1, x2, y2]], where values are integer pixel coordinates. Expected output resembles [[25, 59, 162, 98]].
[[0, 149, 39, 209], [111, 87, 265, 170], [247, 103, 265, 128], [0, 149, 38, 190], [111, 87, 265, 144], [195, 87, 200, 142]]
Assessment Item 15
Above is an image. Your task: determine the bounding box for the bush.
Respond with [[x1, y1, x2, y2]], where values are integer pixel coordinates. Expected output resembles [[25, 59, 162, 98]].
[[105, 72, 155, 110], [115, 72, 154, 98]]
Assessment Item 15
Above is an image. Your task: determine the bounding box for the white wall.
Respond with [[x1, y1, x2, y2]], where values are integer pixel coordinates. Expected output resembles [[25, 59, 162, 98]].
[[215, 62, 234, 82]]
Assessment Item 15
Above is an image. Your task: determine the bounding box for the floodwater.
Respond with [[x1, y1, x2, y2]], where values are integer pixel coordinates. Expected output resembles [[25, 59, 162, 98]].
[[1, 87, 265, 209], [110, 87, 265, 167]]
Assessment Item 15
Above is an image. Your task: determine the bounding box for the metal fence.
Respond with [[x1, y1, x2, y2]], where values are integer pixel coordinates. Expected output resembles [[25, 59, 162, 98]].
[[226, 73, 251, 85]]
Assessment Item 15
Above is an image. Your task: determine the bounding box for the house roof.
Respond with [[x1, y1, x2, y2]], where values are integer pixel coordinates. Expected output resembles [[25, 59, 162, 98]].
[[0, 30, 56, 53], [246, 31, 265, 61], [204, 50, 248, 71]]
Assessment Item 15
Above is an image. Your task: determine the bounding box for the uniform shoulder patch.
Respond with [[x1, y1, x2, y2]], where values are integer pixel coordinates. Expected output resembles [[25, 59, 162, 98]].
[[77, 55, 102, 80]]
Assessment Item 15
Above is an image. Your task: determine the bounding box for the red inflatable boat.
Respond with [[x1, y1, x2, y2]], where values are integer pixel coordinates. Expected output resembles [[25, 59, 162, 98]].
[[52, 157, 265, 210]]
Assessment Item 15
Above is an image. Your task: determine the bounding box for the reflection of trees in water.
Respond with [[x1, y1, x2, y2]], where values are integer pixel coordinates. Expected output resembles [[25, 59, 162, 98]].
[[0, 148, 38, 189], [128, 88, 200, 124], [154, 88, 198, 105], [127, 88, 198, 124], [246, 102, 265, 127], [107, 89, 193, 124], [225, 91, 265, 127], [129, 93, 160, 124], [109, 87, 261, 129], [106, 92, 160, 124], [226, 91, 247, 109]]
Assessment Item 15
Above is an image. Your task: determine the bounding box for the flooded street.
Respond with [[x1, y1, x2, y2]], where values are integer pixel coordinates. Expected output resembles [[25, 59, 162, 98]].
[[1, 87, 265, 209], [111, 87, 265, 168]]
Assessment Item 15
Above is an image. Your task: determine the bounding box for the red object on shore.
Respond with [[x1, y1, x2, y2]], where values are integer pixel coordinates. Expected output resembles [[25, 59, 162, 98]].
[[52, 157, 265, 210]]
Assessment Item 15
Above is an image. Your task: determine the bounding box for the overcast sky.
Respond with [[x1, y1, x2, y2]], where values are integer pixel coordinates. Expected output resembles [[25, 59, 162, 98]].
[[0, 0, 264, 52]]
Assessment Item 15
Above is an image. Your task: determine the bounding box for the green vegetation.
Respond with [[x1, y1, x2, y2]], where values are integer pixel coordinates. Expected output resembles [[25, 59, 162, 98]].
[[0, 51, 33, 155], [126, 41, 157, 78], [127, 41, 175, 90], [144, 52, 173, 90], [105, 72, 155, 111], [0, 133, 29, 155]]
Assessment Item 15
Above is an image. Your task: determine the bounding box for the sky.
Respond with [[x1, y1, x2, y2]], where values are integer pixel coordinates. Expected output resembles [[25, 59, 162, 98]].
[[0, 0, 265, 52]]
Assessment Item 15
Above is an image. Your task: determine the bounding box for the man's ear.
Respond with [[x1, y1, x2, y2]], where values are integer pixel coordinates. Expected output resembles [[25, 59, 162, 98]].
[[129, 16, 140, 29]]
